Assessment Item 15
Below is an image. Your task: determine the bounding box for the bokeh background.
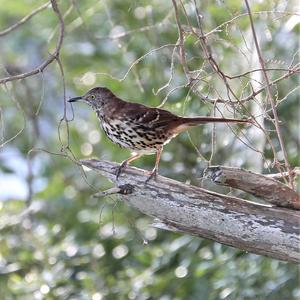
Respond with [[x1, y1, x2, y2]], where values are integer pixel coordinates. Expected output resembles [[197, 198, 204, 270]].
[[0, 0, 299, 299]]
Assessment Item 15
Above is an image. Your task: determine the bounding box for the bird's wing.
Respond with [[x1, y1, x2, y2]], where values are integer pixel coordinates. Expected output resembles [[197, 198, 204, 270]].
[[122, 103, 179, 129]]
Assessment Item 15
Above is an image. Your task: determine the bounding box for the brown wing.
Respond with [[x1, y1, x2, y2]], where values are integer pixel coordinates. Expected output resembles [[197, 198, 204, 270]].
[[120, 102, 180, 129]]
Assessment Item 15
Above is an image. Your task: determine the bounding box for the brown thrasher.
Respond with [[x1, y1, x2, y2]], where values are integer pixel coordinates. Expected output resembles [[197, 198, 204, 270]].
[[69, 87, 251, 181]]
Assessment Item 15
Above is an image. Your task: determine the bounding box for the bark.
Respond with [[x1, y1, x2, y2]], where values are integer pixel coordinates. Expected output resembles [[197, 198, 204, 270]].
[[204, 166, 300, 209], [82, 159, 300, 264]]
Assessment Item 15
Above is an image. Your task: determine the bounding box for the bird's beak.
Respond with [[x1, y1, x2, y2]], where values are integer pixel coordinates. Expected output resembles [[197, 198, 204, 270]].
[[68, 96, 82, 103]]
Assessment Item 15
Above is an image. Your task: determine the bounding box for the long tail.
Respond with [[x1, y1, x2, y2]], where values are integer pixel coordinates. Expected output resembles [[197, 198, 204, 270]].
[[170, 116, 251, 135], [181, 116, 251, 126]]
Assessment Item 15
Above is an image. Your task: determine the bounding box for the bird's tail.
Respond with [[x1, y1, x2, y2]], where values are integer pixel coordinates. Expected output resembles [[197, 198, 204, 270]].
[[181, 116, 251, 126], [171, 116, 251, 134]]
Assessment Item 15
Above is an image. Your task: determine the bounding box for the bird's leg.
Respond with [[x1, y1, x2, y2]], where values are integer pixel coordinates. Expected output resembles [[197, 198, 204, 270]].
[[115, 153, 142, 179], [145, 147, 163, 183]]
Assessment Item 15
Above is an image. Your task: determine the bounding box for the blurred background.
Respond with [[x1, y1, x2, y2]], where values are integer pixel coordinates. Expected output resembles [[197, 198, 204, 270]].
[[0, 0, 299, 299]]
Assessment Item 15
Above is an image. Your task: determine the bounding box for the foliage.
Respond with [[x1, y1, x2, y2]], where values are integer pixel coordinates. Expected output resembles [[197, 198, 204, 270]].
[[0, 0, 299, 299]]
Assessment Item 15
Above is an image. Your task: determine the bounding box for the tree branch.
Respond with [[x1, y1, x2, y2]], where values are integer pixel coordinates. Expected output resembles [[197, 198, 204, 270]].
[[265, 167, 300, 181], [81, 159, 300, 264], [245, 0, 294, 189], [204, 166, 300, 209], [0, 0, 64, 84], [0, 2, 50, 37]]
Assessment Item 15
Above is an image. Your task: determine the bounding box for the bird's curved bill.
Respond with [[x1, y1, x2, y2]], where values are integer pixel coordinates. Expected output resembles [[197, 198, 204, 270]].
[[68, 96, 82, 102]]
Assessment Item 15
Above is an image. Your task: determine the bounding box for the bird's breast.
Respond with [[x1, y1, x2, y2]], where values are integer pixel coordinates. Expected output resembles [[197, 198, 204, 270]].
[[99, 118, 171, 151]]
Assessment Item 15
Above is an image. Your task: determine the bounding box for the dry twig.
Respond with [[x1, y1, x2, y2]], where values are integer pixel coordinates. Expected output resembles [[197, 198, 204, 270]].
[[244, 0, 294, 189], [0, 0, 64, 85], [0, 2, 50, 37]]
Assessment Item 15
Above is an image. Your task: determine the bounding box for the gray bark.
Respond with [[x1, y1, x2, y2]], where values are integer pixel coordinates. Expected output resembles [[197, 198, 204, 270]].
[[204, 166, 300, 209], [82, 159, 300, 264]]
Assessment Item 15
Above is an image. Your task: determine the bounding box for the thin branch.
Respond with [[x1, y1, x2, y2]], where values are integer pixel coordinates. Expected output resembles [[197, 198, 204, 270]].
[[230, 67, 299, 103], [226, 66, 300, 80], [245, 0, 294, 189], [204, 10, 300, 37], [0, 86, 26, 148], [265, 167, 300, 181], [47, 1, 74, 44], [193, 66, 299, 104], [0, 2, 50, 37], [153, 39, 180, 95], [93, 44, 176, 82], [0, 0, 64, 85], [171, 0, 190, 80]]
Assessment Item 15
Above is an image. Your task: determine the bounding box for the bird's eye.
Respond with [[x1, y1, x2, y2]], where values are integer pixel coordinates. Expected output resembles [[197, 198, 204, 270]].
[[90, 94, 95, 100]]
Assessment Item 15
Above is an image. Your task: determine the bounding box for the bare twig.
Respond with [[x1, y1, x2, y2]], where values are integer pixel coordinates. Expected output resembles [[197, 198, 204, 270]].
[[153, 39, 180, 95], [94, 44, 176, 82], [245, 0, 294, 189], [191, 67, 299, 104], [0, 86, 26, 148], [226, 66, 300, 80], [265, 167, 300, 180], [171, 0, 190, 80], [0, 2, 50, 37], [204, 10, 300, 37], [92, 184, 134, 198], [47, 1, 74, 44], [0, 0, 64, 85]]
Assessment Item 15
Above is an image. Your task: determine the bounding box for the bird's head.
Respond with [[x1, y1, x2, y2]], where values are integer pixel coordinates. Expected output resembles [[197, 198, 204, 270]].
[[68, 87, 114, 109]]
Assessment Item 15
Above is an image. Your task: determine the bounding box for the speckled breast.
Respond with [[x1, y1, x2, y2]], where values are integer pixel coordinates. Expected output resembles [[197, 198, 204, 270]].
[[99, 118, 169, 152]]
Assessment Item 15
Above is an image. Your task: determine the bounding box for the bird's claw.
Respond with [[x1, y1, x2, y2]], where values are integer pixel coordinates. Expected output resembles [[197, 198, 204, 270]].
[[114, 163, 158, 183], [114, 162, 127, 180], [144, 169, 157, 183]]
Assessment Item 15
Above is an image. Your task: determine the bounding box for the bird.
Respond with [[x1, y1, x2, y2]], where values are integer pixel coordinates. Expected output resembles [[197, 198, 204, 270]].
[[68, 87, 251, 182]]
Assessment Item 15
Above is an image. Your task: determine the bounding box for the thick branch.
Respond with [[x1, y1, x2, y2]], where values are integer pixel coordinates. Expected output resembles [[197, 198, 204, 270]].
[[204, 166, 300, 209], [81, 159, 300, 264]]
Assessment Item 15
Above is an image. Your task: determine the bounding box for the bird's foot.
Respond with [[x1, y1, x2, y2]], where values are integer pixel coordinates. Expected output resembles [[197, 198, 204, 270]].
[[144, 168, 158, 183]]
